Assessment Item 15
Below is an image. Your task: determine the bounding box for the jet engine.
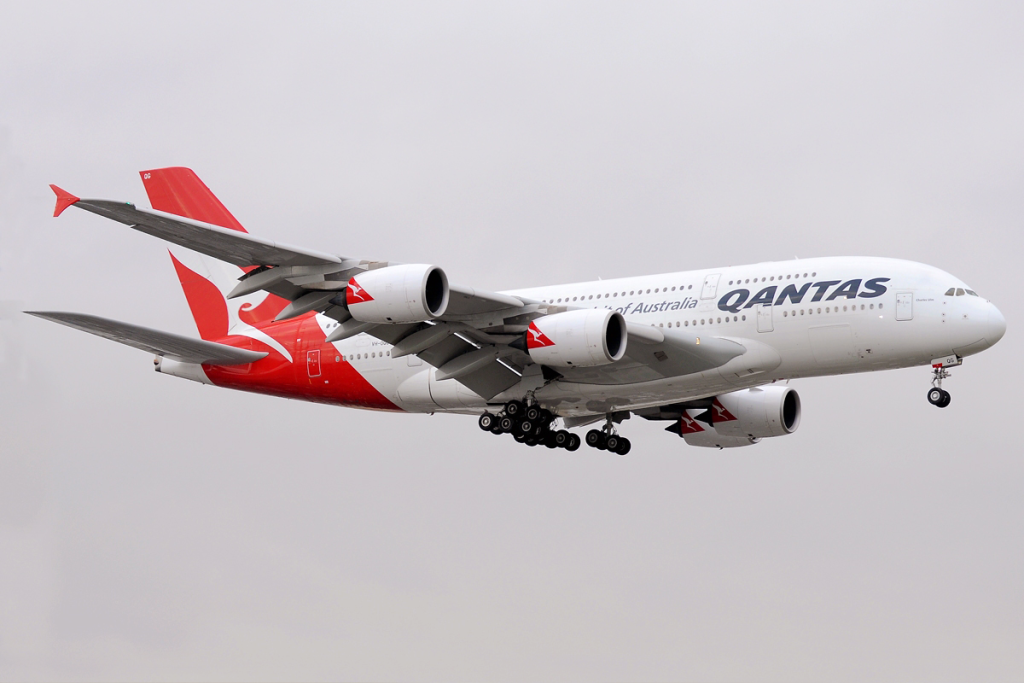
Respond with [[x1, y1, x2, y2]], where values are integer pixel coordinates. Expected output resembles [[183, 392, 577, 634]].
[[712, 386, 801, 438], [525, 309, 627, 367], [667, 386, 801, 448], [346, 264, 449, 324], [672, 415, 761, 448]]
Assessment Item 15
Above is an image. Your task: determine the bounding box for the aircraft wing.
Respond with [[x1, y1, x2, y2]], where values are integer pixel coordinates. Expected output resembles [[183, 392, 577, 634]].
[[49, 183, 745, 400], [65, 195, 342, 268], [26, 312, 267, 365]]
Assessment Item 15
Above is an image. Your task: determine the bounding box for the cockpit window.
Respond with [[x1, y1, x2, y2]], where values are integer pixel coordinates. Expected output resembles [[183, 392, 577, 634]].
[[956, 288, 965, 296], [966, 290, 978, 296], [945, 288, 956, 296]]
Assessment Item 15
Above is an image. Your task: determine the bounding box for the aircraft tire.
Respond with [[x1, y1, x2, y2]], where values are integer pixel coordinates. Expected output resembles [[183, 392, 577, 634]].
[[927, 388, 944, 405], [938, 390, 951, 408], [505, 400, 526, 418], [478, 413, 496, 431], [566, 434, 581, 451]]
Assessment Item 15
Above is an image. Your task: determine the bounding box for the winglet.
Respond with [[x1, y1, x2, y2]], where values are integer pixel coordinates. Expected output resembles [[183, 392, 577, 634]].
[[49, 184, 80, 217]]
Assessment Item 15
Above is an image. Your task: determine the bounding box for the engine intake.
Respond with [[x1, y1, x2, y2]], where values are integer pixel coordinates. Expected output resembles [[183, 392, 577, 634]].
[[347, 264, 449, 324], [526, 309, 627, 367]]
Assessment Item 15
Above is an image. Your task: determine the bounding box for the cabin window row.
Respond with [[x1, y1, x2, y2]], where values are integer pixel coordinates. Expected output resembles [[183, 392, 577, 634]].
[[544, 284, 695, 304], [728, 272, 817, 285], [342, 350, 392, 361], [781, 303, 882, 317]]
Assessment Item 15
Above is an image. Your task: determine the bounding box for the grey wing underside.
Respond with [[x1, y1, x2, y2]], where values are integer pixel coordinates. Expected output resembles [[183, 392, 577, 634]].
[[25, 312, 267, 365]]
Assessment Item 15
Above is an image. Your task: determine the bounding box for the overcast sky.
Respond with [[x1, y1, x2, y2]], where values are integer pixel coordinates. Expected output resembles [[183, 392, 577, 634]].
[[1, 2, 1022, 681]]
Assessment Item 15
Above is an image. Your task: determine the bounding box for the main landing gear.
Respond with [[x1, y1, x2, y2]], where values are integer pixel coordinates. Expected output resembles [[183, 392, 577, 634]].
[[927, 364, 952, 408], [478, 400, 581, 451], [584, 418, 632, 456]]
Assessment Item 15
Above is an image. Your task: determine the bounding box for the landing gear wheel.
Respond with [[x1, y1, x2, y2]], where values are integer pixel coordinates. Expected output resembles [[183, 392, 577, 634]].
[[525, 437, 539, 447], [517, 420, 534, 435], [505, 400, 525, 418], [585, 429, 604, 449], [544, 433, 558, 448], [499, 416, 516, 433], [938, 389, 951, 408], [478, 413, 496, 431], [553, 430, 571, 448], [606, 435, 622, 453], [566, 434, 581, 452], [514, 432, 528, 443], [927, 388, 944, 405], [615, 438, 631, 455], [525, 405, 542, 422]]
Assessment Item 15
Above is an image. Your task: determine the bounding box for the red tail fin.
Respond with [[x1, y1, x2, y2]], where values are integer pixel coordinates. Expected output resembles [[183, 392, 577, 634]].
[[140, 167, 247, 232], [140, 167, 287, 339]]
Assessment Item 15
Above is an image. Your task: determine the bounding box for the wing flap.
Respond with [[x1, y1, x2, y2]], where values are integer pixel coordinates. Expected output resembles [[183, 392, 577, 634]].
[[26, 311, 267, 365]]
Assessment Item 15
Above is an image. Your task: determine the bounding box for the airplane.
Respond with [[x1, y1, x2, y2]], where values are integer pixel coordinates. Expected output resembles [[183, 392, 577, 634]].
[[29, 167, 1006, 454]]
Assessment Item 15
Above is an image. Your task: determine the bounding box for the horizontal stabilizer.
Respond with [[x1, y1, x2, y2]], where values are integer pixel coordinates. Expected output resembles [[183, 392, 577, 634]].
[[25, 311, 267, 365]]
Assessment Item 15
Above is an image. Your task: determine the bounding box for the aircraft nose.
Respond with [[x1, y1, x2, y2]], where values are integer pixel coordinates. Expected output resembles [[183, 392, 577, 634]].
[[987, 305, 1007, 345]]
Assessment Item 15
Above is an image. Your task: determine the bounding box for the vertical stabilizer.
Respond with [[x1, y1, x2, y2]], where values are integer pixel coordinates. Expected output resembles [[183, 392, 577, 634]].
[[140, 167, 288, 340]]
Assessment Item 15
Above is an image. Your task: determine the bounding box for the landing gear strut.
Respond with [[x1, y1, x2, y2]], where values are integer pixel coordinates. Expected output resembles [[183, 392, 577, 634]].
[[585, 416, 631, 455], [928, 364, 952, 408], [478, 400, 580, 451]]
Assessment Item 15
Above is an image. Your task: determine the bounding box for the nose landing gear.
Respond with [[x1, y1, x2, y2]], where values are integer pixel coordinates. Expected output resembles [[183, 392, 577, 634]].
[[927, 361, 954, 408], [927, 386, 951, 408]]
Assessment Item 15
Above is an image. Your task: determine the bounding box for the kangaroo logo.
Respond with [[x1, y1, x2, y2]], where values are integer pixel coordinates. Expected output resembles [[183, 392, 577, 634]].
[[711, 398, 737, 423], [347, 278, 374, 304], [526, 322, 555, 349], [680, 414, 704, 434]]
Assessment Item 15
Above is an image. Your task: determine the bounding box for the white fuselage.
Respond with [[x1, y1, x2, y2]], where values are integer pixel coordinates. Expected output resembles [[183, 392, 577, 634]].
[[322, 256, 1005, 416]]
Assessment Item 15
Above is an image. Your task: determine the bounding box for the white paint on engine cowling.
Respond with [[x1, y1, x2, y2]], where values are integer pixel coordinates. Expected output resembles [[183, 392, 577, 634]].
[[527, 309, 627, 367], [347, 264, 449, 324], [712, 385, 801, 439], [682, 418, 761, 448]]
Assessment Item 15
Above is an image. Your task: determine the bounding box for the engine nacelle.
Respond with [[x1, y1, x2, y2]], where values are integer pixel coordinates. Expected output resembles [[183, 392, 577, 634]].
[[526, 309, 627, 367], [346, 264, 449, 324], [712, 386, 801, 438], [674, 411, 760, 448]]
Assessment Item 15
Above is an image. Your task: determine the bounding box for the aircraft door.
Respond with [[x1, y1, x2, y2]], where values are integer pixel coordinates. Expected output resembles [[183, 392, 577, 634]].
[[896, 292, 913, 321], [700, 273, 721, 300], [307, 349, 322, 377], [756, 304, 774, 332]]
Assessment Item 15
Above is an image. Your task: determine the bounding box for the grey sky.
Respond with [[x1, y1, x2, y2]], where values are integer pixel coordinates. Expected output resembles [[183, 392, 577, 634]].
[[1, 2, 1022, 681]]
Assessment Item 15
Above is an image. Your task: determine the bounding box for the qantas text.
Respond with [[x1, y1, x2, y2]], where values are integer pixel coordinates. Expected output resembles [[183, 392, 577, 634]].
[[717, 277, 890, 313]]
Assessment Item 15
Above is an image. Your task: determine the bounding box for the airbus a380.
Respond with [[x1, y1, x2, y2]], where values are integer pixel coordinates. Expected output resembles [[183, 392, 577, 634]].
[[31, 168, 1006, 454]]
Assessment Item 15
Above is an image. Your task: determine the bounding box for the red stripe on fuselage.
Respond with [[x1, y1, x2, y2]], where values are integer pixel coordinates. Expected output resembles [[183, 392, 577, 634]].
[[203, 316, 401, 412]]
